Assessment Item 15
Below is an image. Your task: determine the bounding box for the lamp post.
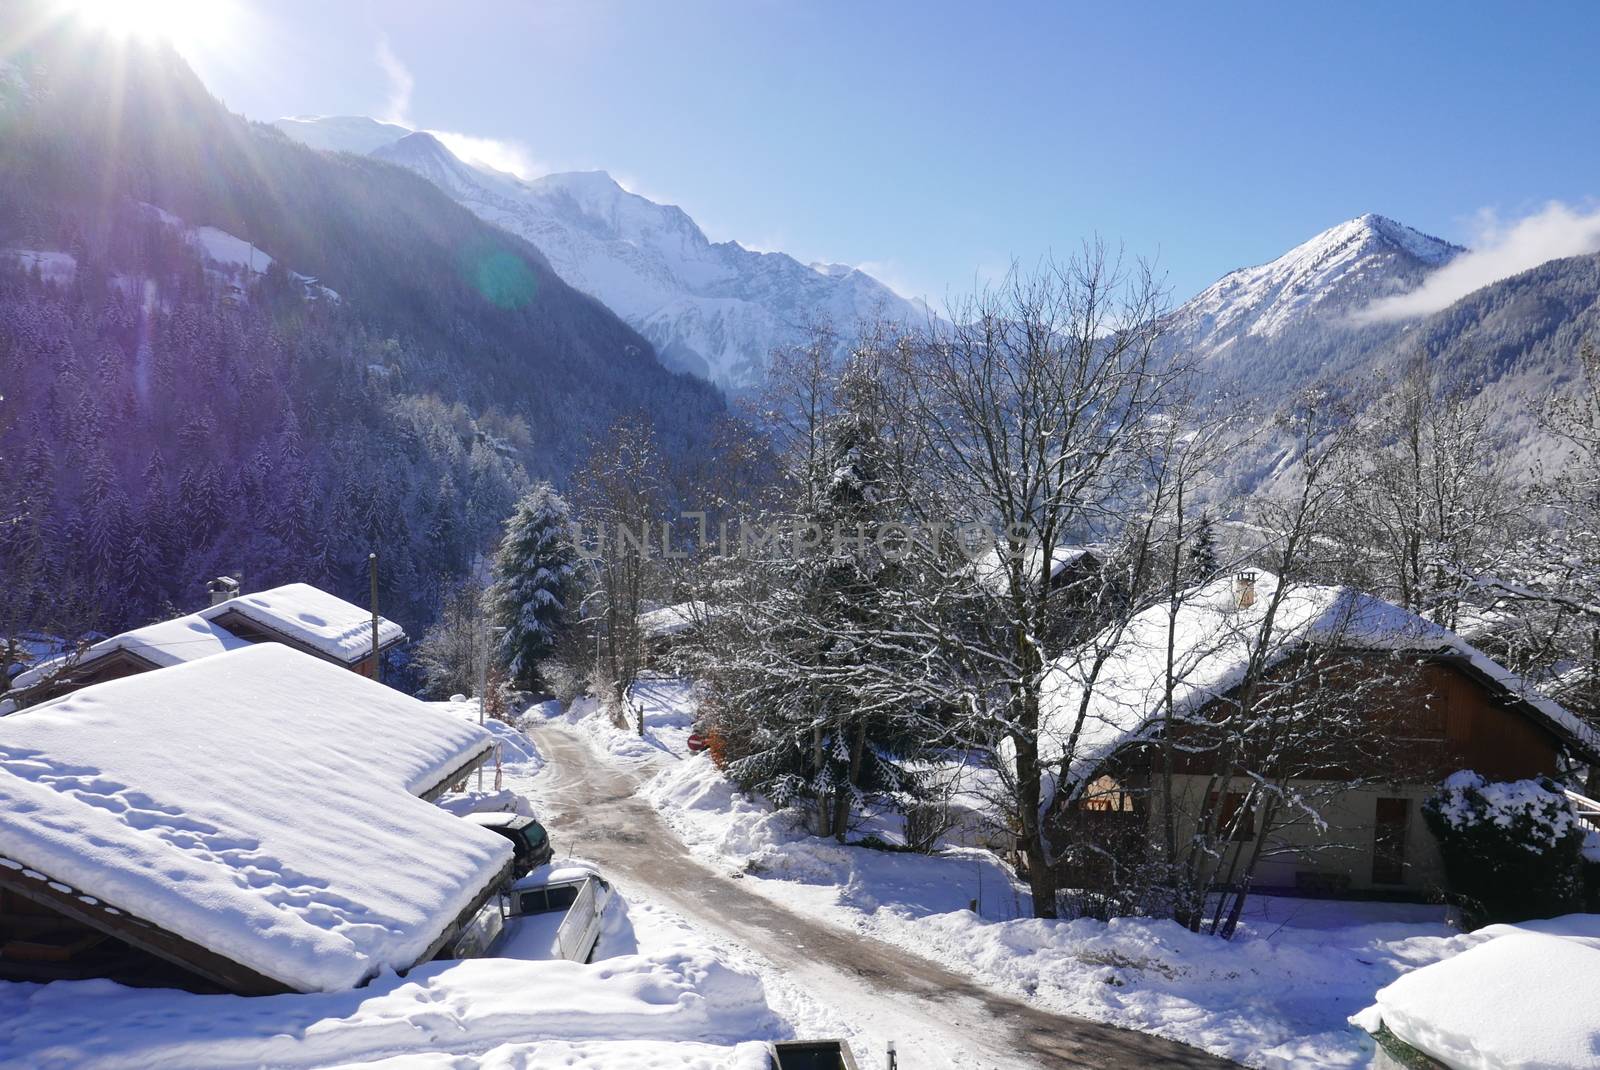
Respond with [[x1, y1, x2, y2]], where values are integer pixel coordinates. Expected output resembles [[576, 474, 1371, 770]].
[[477, 624, 505, 792]]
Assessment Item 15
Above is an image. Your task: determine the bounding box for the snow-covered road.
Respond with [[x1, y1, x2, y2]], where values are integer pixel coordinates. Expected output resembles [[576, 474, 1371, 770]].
[[528, 723, 1237, 1070]]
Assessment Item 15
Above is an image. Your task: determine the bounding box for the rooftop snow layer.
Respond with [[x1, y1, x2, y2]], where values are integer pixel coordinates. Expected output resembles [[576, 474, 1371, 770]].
[[638, 602, 711, 639], [0, 645, 509, 991], [202, 583, 405, 664], [1039, 571, 1597, 794], [10, 612, 251, 689]]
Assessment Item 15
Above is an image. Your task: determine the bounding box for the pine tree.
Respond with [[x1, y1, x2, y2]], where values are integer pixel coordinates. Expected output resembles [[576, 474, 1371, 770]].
[[487, 483, 579, 690], [1188, 510, 1219, 582]]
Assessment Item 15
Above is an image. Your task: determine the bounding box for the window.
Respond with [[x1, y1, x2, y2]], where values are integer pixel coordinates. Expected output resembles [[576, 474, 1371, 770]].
[[518, 882, 582, 915], [1206, 791, 1255, 841]]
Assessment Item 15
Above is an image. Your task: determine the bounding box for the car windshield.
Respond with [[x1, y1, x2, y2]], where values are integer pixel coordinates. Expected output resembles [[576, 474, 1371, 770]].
[[519, 821, 547, 851]]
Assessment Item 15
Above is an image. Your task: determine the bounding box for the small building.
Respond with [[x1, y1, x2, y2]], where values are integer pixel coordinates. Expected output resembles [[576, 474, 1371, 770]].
[[0, 644, 510, 994], [3, 613, 251, 709], [2, 582, 406, 712], [639, 601, 715, 665], [1038, 571, 1600, 898], [200, 581, 406, 676]]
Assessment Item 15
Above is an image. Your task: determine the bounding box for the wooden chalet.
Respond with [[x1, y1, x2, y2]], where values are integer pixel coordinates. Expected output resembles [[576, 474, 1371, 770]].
[[0, 645, 508, 994], [199, 581, 406, 677], [1038, 571, 1600, 898], [1, 582, 405, 712]]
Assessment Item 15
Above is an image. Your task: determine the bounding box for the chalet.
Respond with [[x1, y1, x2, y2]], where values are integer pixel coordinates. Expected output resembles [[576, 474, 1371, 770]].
[[0, 644, 510, 994], [1, 582, 405, 711], [976, 543, 1104, 596], [1038, 571, 1600, 898], [2, 613, 251, 710], [638, 600, 717, 666], [199, 581, 406, 676]]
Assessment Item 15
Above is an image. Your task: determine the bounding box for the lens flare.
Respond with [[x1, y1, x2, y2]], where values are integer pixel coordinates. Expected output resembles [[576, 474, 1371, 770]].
[[62, 0, 235, 56]]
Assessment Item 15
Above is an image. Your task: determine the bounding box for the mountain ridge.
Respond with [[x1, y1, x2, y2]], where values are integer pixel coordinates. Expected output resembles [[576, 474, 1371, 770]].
[[279, 115, 929, 394]]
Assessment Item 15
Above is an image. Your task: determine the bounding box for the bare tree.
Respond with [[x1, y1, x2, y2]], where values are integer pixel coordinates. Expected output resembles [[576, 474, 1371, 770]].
[[573, 415, 670, 719], [872, 250, 1188, 917]]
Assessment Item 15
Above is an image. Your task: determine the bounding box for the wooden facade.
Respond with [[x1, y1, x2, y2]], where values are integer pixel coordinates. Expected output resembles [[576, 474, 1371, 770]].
[[1052, 649, 1587, 897], [204, 608, 397, 676], [3, 648, 161, 708]]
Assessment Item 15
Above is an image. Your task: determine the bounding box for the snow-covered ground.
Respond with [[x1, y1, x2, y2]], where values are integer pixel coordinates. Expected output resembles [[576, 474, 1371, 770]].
[[554, 678, 1566, 1070], [0, 692, 813, 1069], [0, 947, 785, 1069]]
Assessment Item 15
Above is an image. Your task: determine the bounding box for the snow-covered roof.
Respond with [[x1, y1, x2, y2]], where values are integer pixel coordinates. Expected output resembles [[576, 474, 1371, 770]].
[[639, 601, 712, 640], [202, 582, 406, 664], [1039, 571, 1599, 792], [973, 542, 1097, 596], [0, 644, 510, 992], [9, 613, 251, 690]]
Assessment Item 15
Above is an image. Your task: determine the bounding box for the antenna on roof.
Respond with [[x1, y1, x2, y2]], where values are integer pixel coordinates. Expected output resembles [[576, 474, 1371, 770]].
[[369, 552, 381, 684]]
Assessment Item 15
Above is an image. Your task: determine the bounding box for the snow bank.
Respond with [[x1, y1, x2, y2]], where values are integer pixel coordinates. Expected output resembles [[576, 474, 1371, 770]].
[[1354, 927, 1600, 1069], [10, 612, 251, 689], [0, 949, 784, 1070], [330, 1040, 776, 1070], [646, 747, 1478, 1068], [430, 699, 543, 768], [202, 583, 405, 664], [0, 645, 509, 991]]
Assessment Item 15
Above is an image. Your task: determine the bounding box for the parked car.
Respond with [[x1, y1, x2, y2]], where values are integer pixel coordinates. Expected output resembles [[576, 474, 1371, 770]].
[[507, 862, 613, 962], [462, 812, 553, 878]]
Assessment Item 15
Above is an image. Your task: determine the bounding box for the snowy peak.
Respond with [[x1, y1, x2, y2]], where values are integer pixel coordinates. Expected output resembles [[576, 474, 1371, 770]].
[[276, 115, 926, 394], [526, 170, 709, 252], [372, 132, 487, 199], [275, 115, 412, 156], [1166, 213, 1465, 355]]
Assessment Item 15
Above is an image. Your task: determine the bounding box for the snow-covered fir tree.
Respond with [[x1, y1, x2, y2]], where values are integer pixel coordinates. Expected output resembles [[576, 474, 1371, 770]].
[[701, 341, 923, 840], [487, 483, 579, 690]]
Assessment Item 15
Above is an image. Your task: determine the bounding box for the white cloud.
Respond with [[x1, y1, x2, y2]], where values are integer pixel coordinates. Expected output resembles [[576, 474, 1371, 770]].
[[427, 130, 543, 180], [1357, 201, 1600, 323], [375, 36, 413, 126]]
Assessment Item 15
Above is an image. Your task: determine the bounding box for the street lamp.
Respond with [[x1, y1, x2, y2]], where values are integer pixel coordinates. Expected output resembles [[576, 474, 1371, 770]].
[[478, 624, 506, 792]]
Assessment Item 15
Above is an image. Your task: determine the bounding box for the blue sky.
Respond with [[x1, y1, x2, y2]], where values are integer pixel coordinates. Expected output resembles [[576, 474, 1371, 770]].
[[181, 0, 1600, 305]]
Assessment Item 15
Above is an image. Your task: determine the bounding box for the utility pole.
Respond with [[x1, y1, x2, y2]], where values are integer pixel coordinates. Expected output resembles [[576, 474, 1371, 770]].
[[369, 552, 381, 683]]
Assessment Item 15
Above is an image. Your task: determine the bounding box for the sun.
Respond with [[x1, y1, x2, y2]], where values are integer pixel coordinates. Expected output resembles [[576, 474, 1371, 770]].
[[62, 0, 236, 55]]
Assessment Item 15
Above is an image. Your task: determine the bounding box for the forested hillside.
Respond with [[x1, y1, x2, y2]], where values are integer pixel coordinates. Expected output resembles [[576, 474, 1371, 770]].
[[0, 9, 726, 639]]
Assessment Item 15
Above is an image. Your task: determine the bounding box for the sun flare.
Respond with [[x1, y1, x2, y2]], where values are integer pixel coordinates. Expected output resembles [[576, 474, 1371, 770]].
[[63, 0, 235, 55]]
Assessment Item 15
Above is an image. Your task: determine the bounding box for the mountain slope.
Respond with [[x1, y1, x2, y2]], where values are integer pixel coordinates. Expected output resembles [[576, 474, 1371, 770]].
[[281, 117, 927, 394], [1162, 213, 1466, 391], [0, 7, 725, 636]]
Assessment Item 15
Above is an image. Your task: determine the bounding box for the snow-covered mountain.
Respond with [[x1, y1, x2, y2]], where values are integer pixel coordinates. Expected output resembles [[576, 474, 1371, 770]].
[[1162, 213, 1465, 391], [274, 115, 413, 156], [275, 118, 927, 395]]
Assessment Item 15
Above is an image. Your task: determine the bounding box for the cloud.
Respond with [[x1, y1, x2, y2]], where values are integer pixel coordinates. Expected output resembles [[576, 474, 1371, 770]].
[[1356, 201, 1600, 323], [375, 36, 413, 126], [427, 131, 543, 180]]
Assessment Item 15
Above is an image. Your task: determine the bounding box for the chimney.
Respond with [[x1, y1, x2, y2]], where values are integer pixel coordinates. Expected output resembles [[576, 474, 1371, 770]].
[[1234, 570, 1257, 610], [206, 575, 241, 607]]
